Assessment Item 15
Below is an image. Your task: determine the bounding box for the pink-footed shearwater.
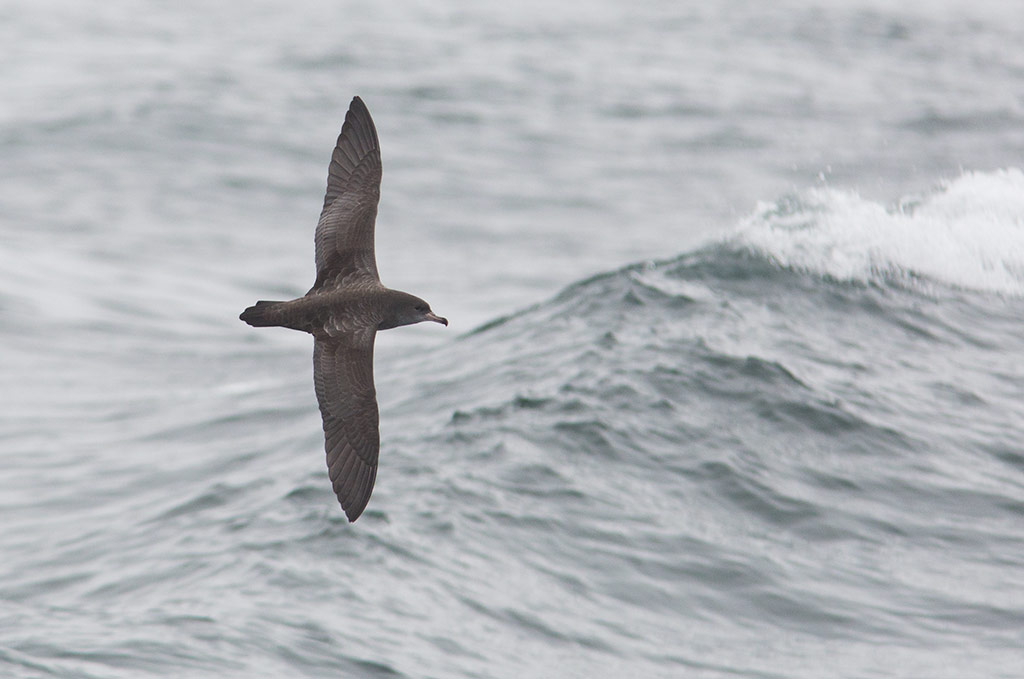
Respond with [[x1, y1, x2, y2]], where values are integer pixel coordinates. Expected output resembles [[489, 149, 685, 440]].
[[240, 96, 447, 522]]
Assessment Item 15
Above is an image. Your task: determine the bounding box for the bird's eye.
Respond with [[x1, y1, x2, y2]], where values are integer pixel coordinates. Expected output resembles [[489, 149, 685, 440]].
[[415, 305, 426, 312]]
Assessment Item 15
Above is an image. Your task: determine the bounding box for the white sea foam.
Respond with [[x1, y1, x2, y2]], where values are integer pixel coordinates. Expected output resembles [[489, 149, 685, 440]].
[[735, 169, 1024, 295]]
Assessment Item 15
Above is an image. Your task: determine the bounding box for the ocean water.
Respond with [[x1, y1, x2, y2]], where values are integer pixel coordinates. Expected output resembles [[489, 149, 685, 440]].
[[2, 1, 1024, 678]]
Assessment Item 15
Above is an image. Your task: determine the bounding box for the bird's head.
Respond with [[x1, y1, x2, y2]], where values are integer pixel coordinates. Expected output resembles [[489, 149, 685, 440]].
[[379, 291, 448, 330]]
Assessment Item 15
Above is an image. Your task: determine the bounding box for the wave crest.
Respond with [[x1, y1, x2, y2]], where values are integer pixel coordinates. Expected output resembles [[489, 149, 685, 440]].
[[733, 168, 1024, 295]]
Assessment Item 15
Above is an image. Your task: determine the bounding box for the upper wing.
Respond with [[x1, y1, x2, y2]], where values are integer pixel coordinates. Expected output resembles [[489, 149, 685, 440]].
[[312, 96, 382, 291], [312, 334, 380, 522]]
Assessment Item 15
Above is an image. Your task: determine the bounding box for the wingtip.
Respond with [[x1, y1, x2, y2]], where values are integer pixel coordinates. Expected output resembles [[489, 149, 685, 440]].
[[340, 95, 377, 147], [343, 502, 366, 522]]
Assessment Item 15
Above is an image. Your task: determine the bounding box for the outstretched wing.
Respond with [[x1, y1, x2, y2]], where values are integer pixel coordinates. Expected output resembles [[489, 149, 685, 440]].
[[312, 96, 382, 291], [312, 335, 380, 521]]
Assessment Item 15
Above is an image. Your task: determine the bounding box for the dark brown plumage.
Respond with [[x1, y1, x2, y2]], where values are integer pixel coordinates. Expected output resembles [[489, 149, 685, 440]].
[[240, 96, 447, 522]]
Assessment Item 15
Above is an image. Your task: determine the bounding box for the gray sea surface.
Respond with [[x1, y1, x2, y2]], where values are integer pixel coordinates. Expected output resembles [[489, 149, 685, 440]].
[[2, 1, 1024, 677]]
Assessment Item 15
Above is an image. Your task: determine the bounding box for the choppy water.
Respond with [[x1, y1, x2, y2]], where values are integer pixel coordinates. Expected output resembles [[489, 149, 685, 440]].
[[3, 1, 1024, 678]]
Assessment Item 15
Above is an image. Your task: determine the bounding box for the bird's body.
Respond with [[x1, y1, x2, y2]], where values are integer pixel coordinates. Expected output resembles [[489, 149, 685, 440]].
[[241, 287, 419, 337], [240, 97, 446, 522]]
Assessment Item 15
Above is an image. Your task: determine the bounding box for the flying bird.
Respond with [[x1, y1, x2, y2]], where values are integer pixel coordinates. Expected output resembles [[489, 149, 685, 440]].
[[240, 96, 447, 522]]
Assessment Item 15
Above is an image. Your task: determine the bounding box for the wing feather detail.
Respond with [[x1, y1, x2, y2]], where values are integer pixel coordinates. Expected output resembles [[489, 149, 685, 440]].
[[312, 96, 382, 291], [312, 335, 379, 521]]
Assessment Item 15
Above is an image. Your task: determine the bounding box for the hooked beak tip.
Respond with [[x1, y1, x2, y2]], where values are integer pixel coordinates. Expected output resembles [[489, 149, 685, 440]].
[[426, 312, 448, 327]]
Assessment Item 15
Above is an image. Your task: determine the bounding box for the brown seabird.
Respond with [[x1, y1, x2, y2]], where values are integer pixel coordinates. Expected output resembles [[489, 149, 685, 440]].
[[240, 96, 447, 522]]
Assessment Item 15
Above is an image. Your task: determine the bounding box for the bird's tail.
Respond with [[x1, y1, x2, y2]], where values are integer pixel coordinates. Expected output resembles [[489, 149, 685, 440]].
[[239, 300, 286, 327]]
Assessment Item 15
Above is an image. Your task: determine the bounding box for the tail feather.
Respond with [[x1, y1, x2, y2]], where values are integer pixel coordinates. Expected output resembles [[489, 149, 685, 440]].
[[240, 300, 285, 327]]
